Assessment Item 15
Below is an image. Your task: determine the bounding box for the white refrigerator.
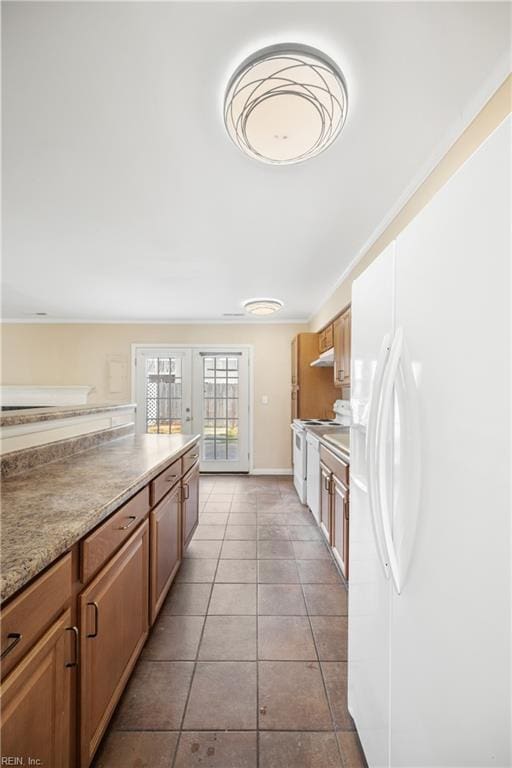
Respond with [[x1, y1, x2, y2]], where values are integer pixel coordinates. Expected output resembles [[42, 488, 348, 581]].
[[348, 115, 511, 768]]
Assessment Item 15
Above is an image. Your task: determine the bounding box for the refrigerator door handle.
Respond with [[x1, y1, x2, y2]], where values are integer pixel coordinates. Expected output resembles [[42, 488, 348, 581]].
[[365, 332, 391, 578], [376, 327, 421, 595], [376, 327, 404, 594]]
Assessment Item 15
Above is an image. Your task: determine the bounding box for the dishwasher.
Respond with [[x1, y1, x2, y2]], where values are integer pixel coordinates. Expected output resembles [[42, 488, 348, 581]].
[[306, 432, 321, 523]]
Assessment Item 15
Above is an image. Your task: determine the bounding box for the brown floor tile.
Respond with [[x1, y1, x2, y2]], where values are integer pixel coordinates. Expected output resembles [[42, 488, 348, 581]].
[[93, 731, 178, 768], [203, 501, 232, 511], [257, 525, 290, 540], [113, 661, 193, 730], [208, 583, 257, 615], [215, 559, 257, 583], [185, 540, 222, 559], [161, 583, 212, 615], [183, 662, 257, 730], [258, 584, 307, 615], [176, 559, 218, 583], [174, 732, 257, 768], [303, 584, 348, 616], [292, 541, 331, 559], [259, 732, 342, 768], [296, 559, 342, 584], [198, 616, 257, 660], [321, 662, 355, 731], [220, 540, 257, 559], [257, 512, 287, 525], [229, 512, 257, 524], [142, 615, 204, 660], [258, 616, 317, 660], [288, 525, 323, 541], [258, 559, 299, 584], [258, 661, 332, 730], [230, 499, 257, 510], [286, 511, 316, 526], [193, 525, 226, 540], [199, 513, 230, 525], [224, 525, 257, 540], [205, 494, 233, 503], [310, 616, 348, 661], [257, 540, 295, 559], [337, 732, 368, 768]]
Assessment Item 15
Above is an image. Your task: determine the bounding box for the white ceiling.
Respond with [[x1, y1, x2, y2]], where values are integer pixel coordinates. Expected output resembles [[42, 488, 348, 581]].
[[2, 1, 510, 322]]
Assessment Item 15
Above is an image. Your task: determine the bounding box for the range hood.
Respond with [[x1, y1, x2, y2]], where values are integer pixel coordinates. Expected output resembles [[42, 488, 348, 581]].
[[310, 348, 334, 367]]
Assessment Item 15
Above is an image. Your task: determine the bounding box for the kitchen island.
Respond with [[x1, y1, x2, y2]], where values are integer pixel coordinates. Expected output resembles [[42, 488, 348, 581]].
[[0, 429, 201, 767]]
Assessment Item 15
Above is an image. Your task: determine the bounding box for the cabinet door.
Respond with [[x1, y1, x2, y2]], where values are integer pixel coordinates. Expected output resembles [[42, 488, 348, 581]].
[[79, 520, 149, 768], [324, 324, 334, 350], [1, 609, 73, 768], [291, 336, 298, 386], [342, 307, 351, 387], [320, 463, 332, 544], [332, 476, 349, 578], [182, 462, 200, 550], [150, 483, 181, 624], [333, 316, 344, 388]]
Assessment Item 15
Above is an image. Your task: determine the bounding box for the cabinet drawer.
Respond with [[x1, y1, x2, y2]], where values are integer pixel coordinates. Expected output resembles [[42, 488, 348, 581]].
[[182, 444, 200, 475], [150, 456, 182, 506], [320, 445, 349, 486], [0, 553, 72, 680], [80, 487, 150, 583]]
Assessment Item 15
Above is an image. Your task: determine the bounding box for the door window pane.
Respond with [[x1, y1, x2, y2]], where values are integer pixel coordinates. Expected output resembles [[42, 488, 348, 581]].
[[202, 355, 240, 461], [145, 356, 183, 434]]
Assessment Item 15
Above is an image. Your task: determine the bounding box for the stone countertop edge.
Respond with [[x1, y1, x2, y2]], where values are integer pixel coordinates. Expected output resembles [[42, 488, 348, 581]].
[[304, 424, 351, 461], [0, 432, 200, 605], [0, 402, 137, 428]]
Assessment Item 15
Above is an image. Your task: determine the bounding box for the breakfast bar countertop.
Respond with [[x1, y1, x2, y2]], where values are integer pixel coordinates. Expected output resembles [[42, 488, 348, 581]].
[[0, 401, 137, 428], [0, 432, 200, 604]]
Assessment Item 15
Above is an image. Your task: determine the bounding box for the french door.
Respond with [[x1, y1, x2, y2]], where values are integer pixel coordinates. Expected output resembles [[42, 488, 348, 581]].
[[134, 347, 250, 473]]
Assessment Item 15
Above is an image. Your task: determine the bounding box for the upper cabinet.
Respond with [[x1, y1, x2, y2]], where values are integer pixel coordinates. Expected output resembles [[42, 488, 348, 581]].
[[333, 307, 351, 389], [318, 323, 334, 353], [291, 333, 338, 420]]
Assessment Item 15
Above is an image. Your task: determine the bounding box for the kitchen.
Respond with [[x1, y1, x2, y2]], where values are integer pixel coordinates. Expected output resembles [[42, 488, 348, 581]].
[[1, 3, 511, 768]]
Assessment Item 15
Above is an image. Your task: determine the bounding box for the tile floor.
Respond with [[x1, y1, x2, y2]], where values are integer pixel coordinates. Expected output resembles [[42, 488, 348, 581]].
[[94, 475, 367, 768]]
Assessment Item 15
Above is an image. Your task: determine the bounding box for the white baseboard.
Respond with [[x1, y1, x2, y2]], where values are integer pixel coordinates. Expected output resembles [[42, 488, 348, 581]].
[[250, 468, 293, 476]]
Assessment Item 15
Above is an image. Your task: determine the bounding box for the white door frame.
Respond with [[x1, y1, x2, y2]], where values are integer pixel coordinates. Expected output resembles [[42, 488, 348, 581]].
[[131, 343, 254, 472]]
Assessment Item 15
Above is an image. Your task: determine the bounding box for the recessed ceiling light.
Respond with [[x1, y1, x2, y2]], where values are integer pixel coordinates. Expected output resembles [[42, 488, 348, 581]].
[[224, 43, 347, 165], [242, 298, 284, 316]]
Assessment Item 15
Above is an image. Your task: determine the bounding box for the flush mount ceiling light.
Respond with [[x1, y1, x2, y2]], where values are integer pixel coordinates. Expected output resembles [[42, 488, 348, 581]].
[[242, 298, 284, 316], [224, 43, 347, 165]]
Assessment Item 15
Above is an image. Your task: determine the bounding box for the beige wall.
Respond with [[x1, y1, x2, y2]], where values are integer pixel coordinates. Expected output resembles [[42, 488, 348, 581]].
[[310, 75, 512, 331], [0, 322, 308, 471]]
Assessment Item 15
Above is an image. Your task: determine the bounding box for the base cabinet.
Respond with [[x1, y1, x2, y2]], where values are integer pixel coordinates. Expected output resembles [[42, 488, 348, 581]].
[[150, 482, 181, 624], [0, 609, 73, 768], [182, 462, 200, 550], [79, 521, 149, 768], [332, 475, 349, 578], [320, 462, 332, 544]]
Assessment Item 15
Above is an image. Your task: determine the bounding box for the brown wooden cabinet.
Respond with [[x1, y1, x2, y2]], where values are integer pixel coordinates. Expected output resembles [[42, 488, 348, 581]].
[[320, 461, 333, 544], [333, 307, 351, 389], [79, 520, 149, 768], [319, 445, 350, 579], [291, 333, 338, 420], [319, 323, 334, 353], [150, 482, 181, 624], [332, 475, 349, 578], [0, 609, 74, 768], [182, 460, 200, 550]]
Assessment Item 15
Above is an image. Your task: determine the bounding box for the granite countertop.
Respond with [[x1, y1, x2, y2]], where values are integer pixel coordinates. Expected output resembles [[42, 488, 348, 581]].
[[305, 424, 350, 461], [0, 432, 200, 603], [0, 402, 137, 428]]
